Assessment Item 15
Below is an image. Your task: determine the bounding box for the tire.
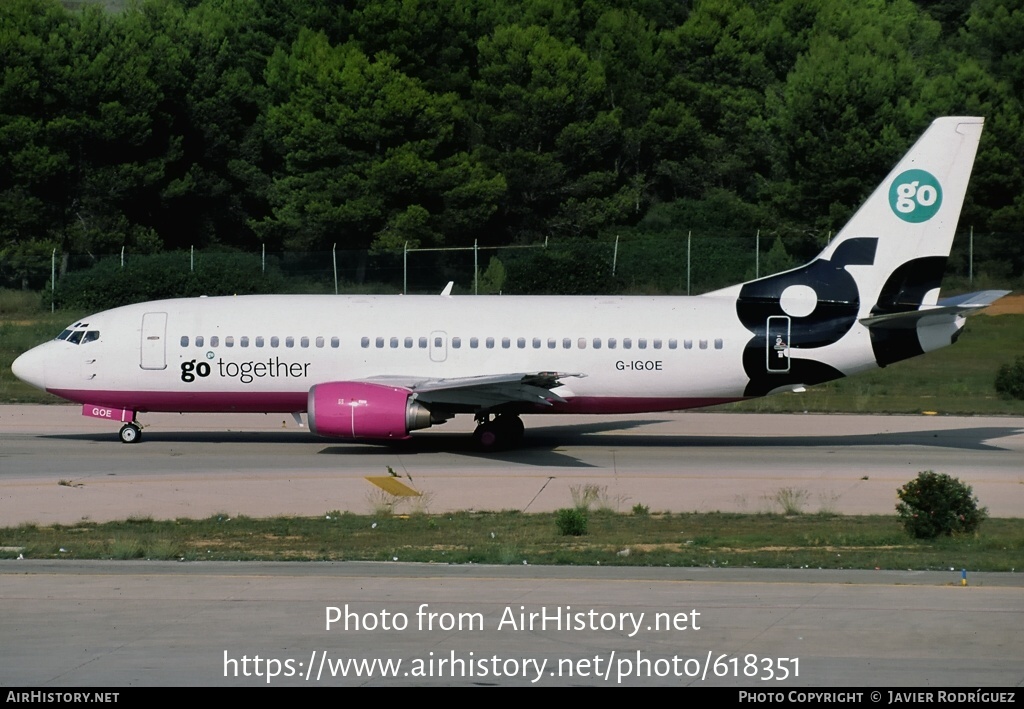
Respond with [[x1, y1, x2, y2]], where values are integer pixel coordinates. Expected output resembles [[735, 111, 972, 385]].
[[473, 422, 500, 450], [119, 423, 141, 444]]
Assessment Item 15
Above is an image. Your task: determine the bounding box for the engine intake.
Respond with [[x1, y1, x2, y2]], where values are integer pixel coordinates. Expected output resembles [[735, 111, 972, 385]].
[[307, 382, 432, 439]]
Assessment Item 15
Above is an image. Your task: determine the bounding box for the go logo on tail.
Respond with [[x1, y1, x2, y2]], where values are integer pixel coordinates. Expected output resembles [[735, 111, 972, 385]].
[[889, 170, 942, 223]]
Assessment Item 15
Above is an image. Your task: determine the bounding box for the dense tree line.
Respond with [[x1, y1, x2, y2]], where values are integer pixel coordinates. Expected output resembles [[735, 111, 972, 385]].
[[1, 0, 1022, 291]]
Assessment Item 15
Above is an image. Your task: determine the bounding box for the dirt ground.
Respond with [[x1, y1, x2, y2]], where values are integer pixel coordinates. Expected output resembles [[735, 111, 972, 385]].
[[981, 294, 1024, 316]]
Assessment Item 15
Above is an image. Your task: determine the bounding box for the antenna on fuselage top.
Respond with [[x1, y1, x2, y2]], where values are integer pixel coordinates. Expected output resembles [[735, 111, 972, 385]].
[[440, 281, 454, 297]]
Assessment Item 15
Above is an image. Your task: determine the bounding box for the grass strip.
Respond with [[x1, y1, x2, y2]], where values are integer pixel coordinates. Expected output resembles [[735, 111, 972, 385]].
[[2, 511, 1021, 571]]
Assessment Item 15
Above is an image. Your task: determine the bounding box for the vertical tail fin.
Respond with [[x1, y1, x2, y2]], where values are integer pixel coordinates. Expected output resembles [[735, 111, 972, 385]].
[[818, 116, 984, 314], [727, 117, 985, 395]]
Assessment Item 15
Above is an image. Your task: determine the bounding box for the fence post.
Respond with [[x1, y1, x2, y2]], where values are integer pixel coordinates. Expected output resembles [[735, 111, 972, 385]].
[[687, 231, 691, 296], [403, 241, 408, 295], [51, 248, 56, 313], [969, 226, 973, 286], [332, 243, 338, 295], [190, 245, 194, 272], [612, 235, 619, 276], [474, 239, 478, 295], [755, 229, 760, 279]]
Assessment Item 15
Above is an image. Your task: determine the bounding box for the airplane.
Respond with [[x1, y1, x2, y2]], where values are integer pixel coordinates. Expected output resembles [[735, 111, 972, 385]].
[[11, 116, 1008, 448]]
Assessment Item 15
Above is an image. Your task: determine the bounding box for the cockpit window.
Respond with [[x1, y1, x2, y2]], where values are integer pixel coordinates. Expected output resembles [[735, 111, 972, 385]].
[[55, 325, 100, 345]]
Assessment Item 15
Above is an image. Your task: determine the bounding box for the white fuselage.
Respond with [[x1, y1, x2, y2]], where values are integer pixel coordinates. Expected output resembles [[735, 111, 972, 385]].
[[18, 293, 799, 415]]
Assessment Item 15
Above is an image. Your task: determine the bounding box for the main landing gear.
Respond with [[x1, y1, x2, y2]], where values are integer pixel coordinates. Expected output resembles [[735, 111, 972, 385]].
[[119, 421, 142, 444], [472, 413, 525, 450]]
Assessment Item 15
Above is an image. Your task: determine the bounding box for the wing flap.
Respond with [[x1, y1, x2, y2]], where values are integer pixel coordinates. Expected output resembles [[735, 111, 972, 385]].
[[363, 372, 584, 408]]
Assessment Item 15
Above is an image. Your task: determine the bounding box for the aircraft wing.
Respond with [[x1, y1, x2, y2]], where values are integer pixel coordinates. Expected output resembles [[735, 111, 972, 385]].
[[859, 290, 1010, 330], [364, 372, 585, 408]]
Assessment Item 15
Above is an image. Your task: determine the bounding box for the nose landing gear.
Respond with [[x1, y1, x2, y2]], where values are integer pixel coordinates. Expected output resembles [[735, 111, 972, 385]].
[[119, 421, 142, 444]]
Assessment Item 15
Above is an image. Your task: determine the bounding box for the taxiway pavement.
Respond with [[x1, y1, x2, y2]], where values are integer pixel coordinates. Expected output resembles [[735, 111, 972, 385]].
[[1, 405, 1022, 523], [1, 561, 1021, 687]]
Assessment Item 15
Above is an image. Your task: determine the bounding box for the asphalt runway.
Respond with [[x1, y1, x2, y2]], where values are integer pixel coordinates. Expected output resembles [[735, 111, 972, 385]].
[[1, 405, 1022, 523], [1, 561, 1021, 687]]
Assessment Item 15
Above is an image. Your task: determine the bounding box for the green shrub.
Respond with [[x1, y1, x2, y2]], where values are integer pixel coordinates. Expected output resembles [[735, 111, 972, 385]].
[[896, 471, 987, 539], [995, 356, 1024, 400], [555, 508, 588, 536]]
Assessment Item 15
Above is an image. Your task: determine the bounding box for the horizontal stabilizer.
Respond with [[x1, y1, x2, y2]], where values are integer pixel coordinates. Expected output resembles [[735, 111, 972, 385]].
[[860, 290, 1010, 330]]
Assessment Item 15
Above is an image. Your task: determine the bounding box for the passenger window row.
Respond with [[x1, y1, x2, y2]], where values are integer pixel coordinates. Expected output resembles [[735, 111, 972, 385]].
[[180, 335, 341, 349], [180, 334, 726, 351], [357, 336, 725, 351]]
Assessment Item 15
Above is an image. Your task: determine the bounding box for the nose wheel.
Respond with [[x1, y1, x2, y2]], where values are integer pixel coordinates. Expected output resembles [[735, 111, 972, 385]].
[[472, 414, 524, 450], [119, 422, 142, 444]]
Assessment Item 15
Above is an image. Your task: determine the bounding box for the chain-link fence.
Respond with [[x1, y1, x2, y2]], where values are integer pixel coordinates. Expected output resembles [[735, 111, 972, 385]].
[[5, 231, 1019, 311]]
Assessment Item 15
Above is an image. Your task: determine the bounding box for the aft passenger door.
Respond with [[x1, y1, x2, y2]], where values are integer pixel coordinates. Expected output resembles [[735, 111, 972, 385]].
[[140, 312, 168, 370], [766, 316, 790, 373]]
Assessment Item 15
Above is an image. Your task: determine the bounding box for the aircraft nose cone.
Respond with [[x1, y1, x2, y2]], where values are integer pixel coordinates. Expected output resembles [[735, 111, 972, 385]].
[[11, 346, 48, 391]]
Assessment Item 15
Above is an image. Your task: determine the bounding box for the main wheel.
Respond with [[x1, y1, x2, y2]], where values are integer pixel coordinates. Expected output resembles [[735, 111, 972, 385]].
[[473, 415, 524, 450], [119, 423, 141, 444], [472, 421, 500, 450], [495, 415, 525, 445]]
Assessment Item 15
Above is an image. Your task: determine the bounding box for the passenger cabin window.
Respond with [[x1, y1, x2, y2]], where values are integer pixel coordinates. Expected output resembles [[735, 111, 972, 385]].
[[593, 338, 602, 349], [623, 338, 632, 349], [255, 336, 264, 348], [714, 338, 724, 350], [180, 336, 189, 347], [225, 336, 234, 347], [638, 338, 647, 349], [240, 336, 249, 348], [669, 339, 678, 349], [315, 336, 324, 348], [375, 337, 384, 348], [452, 337, 461, 349], [419, 337, 428, 348], [502, 337, 511, 349], [486, 337, 495, 349], [286, 336, 294, 348], [271, 336, 279, 348], [331, 337, 340, 348], [608, 338, 617, 349], [361, 337, 370, 348], [404, 337, 413, 349], [470, 337, 479, 349], [210, 336, 219, 347], [300, 336, 309, 348], [517, 337, 526, 349], [196, 336, 205, 347], [390, 337, 399, 348]]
